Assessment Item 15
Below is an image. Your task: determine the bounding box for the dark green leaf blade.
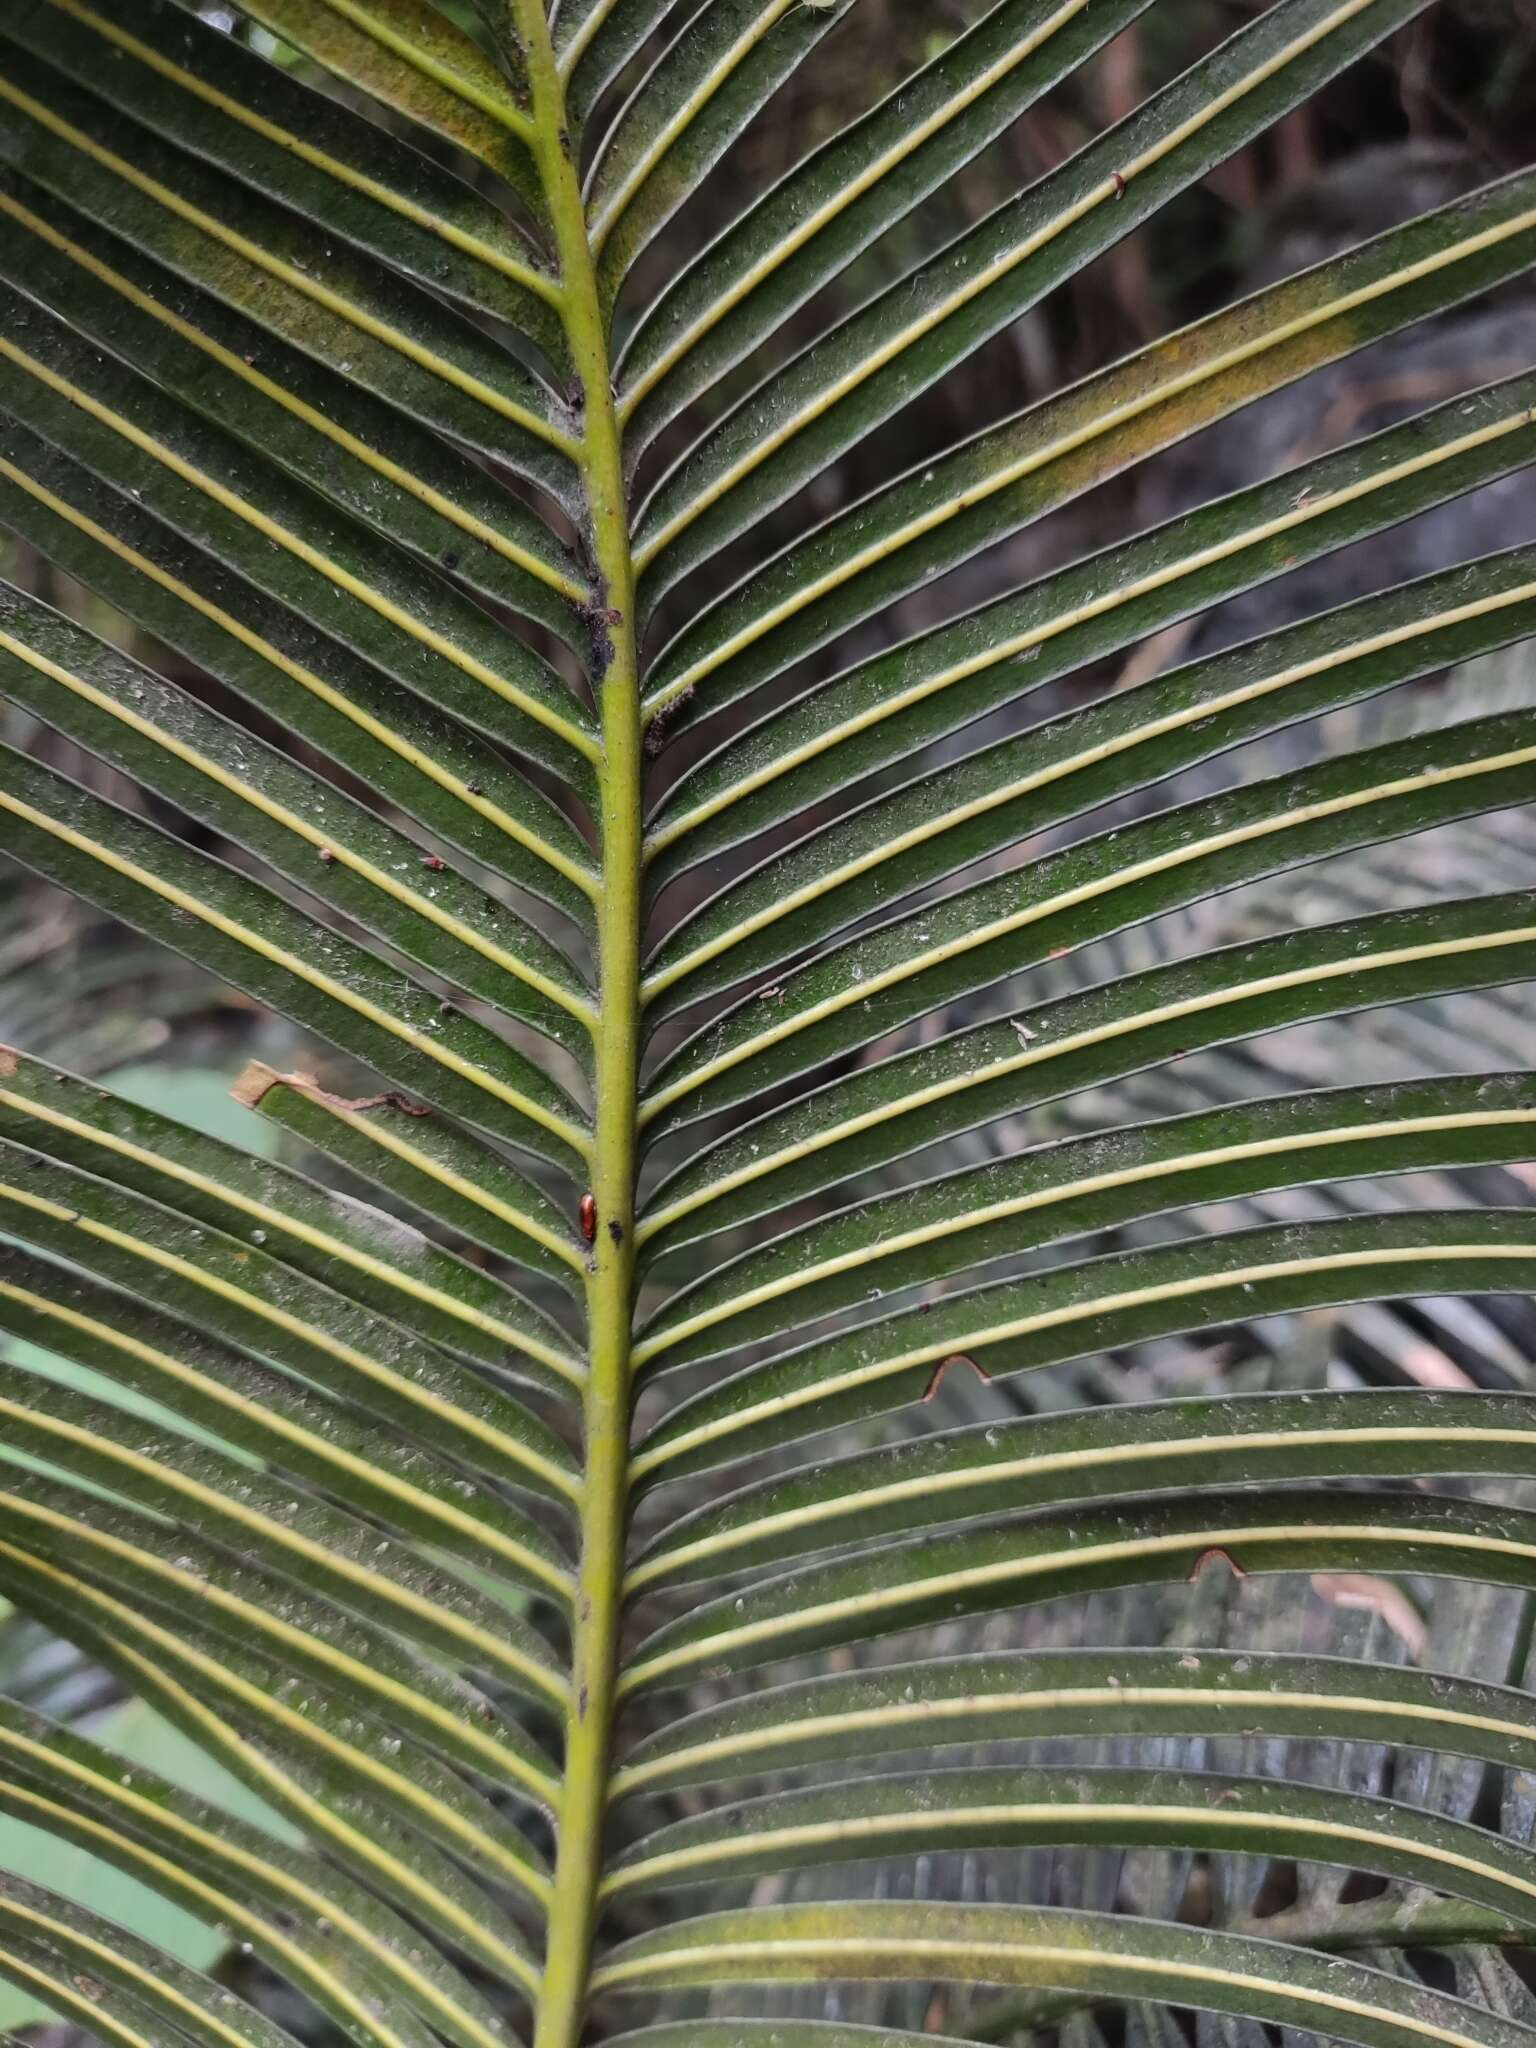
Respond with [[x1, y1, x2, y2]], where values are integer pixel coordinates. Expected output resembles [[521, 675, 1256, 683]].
[[639, 892, 1536, 1254], [0, 1239, 574, 1599], [642, 708, 1536, 1125], [0, 1365, 570, 1712], [604, 1766, 1536, 1932], [0, 1535, 561, 1935], [611, 1646, 1536, 1799], [201, 0, 547, 227], [0, 1138, 582, 1504], [0, 1473, 567, 1773], [636, 1075, 1536, 1376], [587, 0, 854, 308], [644, 546, 1536, 1008], [9, 0, 567, 363], [623, 1485, 1536, 1689], [647, 369, 1536, 889], [0, 167, 584, 640], [0, 744, 592, 1176], [0, 282, 598, 793], [633, 1212, 1536, 1487], [0, 1868, 306, 2048], [605, 2029, 975, 2048], [617, 0, 1155, 453], [593, 1899, 1536, 2048], [0, 421, 599, 929], [0, 38, 577, 496], [235, 1062, 586, 1292], [642, 165, 1536, 733], [0, 1695, 517, 2048], [633, 0, 1436, 618], [0, 583, 597, 1064], [630, 1389, 1536, 1590]]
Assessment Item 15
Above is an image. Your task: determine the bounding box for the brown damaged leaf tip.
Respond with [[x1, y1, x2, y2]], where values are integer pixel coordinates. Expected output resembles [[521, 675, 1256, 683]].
[[229, 1060, 281, 1110], [922, 1353, 992, 1402], [229, 1062, 431, 1118]]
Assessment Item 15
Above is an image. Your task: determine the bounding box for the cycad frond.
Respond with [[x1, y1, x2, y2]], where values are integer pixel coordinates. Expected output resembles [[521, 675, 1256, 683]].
[[1, 2, 1535, 2044]]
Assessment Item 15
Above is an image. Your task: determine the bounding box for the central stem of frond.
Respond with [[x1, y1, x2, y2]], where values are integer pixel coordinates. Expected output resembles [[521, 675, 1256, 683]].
[[510, 13, 642, 2044]]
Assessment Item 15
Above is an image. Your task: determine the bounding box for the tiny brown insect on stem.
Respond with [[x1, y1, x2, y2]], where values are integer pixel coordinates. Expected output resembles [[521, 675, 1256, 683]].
[[1186, 1546, 1247, 1583], [579, 1194, 597, 1244], [922, 1353, 992, 1402]]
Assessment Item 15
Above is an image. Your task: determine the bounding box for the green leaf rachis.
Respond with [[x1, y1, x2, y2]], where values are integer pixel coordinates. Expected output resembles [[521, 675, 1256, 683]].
[[1, 0, 1535, 2045]]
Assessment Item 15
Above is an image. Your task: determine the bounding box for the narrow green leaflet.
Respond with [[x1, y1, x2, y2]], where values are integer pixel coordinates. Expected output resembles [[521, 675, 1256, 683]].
[[187, 0, 548, 232], [605, 2031, 974, 2048], [0, 588, 596, 1057], [0, 1696, 515, 2048], [605, 1766, 1536, 1923], [586, 0, 854, 307], [635, 1212, 1536, 1484], [235, 1062, 587, 1290], [594, 1901, 1536, 2048], [0, 1038, 584, 1381], [1, 1540, 563, 1927], [643, 709, 1536, 1133], [0, 425, 601, 927], [0, 1689, 289, 2038], [0, 1354, 574, 1669], [636, 1075, 1536, 1372], [645, 547, 1536, 1004], [634, 0, 1436, 614], [8, 0, 566, 363], [612, 1647, 1536, 1798], [647, 370, 1536, 885], [0, 286, 597, 790], [630, 1388, 1536, 1587], [0, 171, 582, 638], [0, 1242, 574, 1596], [640, 892, 1536, 1249], [0, 1868, 305, 2048], [0, 1474, 566, 1764], [0, 746, 592, 1174], [617, 0, 1156, 448], [643, 165, 1536, 726], [0, 38, 577, 497], [623, 1486, 1536, 1688], [0, 1140, 581, 1501]]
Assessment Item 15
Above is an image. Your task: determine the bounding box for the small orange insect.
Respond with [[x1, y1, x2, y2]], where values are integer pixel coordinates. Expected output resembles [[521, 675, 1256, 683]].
[[579, 1194, 597, 1244], [1186, 1547, 1247, 1583]]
